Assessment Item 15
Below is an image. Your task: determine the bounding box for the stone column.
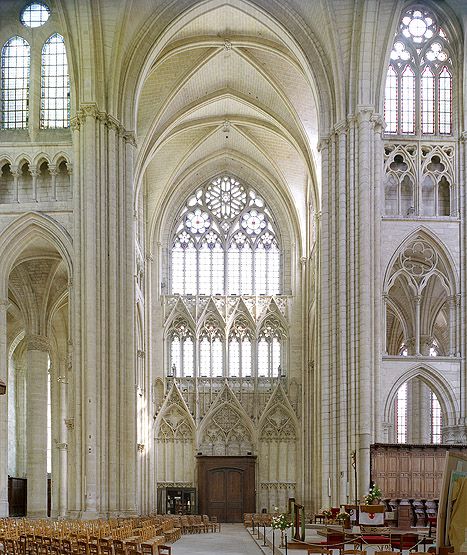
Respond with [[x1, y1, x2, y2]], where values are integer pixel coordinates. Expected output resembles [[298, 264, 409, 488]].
[[0, 299, 9, 516], [25, 334, 49, 517], [49, 165, 58, 201], [414, 295, 421, 355], [448, 296, 456, 356], [30, 168, 39, 203], [11, 168, 20, 204], [357, 107, 373, 498], [382, 294, 388, 354]]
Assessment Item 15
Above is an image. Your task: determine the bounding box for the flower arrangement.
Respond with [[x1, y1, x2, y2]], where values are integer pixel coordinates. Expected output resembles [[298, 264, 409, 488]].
[[363, 483, 382, 505], [335, 511, 348, 522], [320, 508, 332, 518], [271, 512, 293, 530]]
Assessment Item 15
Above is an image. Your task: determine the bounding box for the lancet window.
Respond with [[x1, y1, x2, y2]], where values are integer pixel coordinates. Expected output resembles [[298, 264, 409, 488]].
[[384, 6, 453, 136], [170, 176, 280, 295], [1, 37, 30, 129], [41, 34, 70, 128]]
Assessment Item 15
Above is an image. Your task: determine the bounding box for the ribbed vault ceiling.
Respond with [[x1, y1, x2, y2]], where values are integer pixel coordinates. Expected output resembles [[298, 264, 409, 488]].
[[135, 3, 320, 249]]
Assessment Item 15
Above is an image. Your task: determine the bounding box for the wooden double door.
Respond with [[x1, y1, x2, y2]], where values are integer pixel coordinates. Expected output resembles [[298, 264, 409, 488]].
[[197, 456, 256, 523]]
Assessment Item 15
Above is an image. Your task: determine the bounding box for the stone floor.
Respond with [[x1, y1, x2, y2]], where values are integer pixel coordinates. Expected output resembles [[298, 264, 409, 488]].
[[171, 523, 266, 554]]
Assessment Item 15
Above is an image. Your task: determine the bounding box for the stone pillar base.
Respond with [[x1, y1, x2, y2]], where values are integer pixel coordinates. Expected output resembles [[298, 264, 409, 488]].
[[0, 500, 8, 517], [27, 510, 48, 518]]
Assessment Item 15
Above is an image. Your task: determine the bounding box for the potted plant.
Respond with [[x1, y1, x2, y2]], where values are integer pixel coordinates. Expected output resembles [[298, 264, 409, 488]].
[[271, 511, 293, 547], [363, 484, 382, 505], [336, 511, 351, 529]]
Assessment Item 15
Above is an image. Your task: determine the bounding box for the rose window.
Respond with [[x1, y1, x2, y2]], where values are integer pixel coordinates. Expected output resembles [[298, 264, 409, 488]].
[[185, 209, 210, 234], [241, 210, 267, 235]]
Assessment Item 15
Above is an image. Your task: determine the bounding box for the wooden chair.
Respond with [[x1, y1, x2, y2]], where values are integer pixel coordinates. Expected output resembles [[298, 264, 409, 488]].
[[356, 526, 392, 551], [157, 547, 171, 555], [210, 516, 220, 533], [391, 533, 419, 553], [307, 548, 333, 555]]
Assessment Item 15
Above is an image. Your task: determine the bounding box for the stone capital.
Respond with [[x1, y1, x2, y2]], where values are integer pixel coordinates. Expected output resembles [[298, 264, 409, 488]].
[[64, 417, 74, 430], [356, 105, 374, 124], [25, 334, 49, 352]]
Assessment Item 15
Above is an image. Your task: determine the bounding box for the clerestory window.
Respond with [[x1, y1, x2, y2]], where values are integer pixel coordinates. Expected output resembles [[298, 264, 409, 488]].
[[170, 175, 280, 295], [167, 175, 286, 379], [384, 6, 453, 136]]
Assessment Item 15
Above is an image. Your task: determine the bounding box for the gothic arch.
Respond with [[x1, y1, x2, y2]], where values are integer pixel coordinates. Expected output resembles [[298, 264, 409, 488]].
[[383, 363, 458, 427], [383, 228, 458, 295], [258, 384, 299, 440], [151, 157, 299, 265], [154, 384, 196, 441], [197, 384, 255, 455], [0, 212, 73, 297]]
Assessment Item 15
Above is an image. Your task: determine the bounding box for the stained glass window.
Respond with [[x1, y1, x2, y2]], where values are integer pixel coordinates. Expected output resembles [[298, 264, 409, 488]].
[[384, 6, 453, 135], [421, 66, 434, 133], [41, 34, 70, 128], [199, 320, 223, 377], [228, 318, 253, 377], [21, 2, 50, 28], [431, 392, 442, 443], [1, 37, 30, 129], [169, 319, 194, 377], [395, 382, 408, 443], [171, 176, 280, 295]]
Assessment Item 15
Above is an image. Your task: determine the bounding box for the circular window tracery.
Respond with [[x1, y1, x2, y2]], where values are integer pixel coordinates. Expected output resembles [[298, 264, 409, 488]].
[[171, 175, 280, 295], [21, 2, 50, 27]]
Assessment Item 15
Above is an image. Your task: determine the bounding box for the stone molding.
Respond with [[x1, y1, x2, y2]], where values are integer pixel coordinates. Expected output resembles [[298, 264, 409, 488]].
[[442, 425, 467, 444], [64, 417, 74, 430], [259, 481, 296, 490], [25, 334, 49, 352], [156, 482, 193, 488], [70, 103, 137, 146]]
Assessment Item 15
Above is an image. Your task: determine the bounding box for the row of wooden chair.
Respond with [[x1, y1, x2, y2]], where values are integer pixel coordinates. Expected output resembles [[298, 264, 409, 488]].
[[0, 535, 173, 555]]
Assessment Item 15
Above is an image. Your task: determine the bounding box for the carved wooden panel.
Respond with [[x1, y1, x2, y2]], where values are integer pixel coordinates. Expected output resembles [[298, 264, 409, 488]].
[[371, 444, 467, 499]]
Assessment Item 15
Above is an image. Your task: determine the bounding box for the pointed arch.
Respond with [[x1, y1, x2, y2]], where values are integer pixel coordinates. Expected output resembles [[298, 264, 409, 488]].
[[197, 383, 255, 455], [258, 384, 299, 440], [383, 227, 458, 295], [0, 212, 73, 298], [383, 363, 458, 427], [155, 383, 195, 440]]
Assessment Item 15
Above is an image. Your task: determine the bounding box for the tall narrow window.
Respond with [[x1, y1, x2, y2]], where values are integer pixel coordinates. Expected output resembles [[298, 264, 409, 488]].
[[228, 318, 253, 377], [401, 66, 415, 134], [41, 34, 70, 128], [421, 67, 435, 133], [199, 320, 223, 377], [169, 319, 194, 377], [431, 392, 442, 443], [258, 317, 284, 378], [384, 7, 454, 136], [438, 67, 452, 134], [395, 382, 408, 443], [1, 37, 30, 129], [385, 66, 398, 133]]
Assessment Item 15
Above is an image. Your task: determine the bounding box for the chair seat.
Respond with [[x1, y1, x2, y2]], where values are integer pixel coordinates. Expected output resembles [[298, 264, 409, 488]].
[[360, 536, 391, 543]]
